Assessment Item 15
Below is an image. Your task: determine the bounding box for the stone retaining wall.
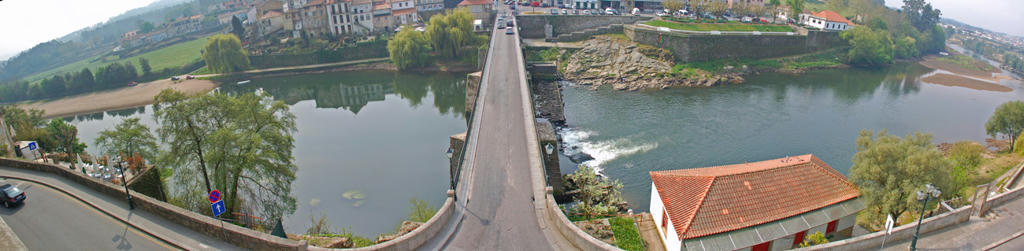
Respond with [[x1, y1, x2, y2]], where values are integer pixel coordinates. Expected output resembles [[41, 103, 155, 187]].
[[345, 192, 455, 251], [516, 15, 650, 39], [544, 191, 621, 250], [624, 25, 845, 62], [0, 158, 307, 250], [981, 185, 1024, 215]]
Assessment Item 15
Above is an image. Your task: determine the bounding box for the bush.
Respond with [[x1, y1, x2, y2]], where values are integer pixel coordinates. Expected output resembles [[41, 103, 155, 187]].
[[609, 217, 645, 251], [841, 26, 893, 67]]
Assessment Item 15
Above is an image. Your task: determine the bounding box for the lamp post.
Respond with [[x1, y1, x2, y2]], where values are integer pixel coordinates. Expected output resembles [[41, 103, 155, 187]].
[[910, 184, 941, 251], [544, 143, 555, 155], [114, 156, 135, 210], [446, 147, 457, 201]]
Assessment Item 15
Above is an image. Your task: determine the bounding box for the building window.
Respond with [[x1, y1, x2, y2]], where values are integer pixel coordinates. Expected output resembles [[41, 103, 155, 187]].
[[826, 220, 838, 234], [661, 211, 668, 238]]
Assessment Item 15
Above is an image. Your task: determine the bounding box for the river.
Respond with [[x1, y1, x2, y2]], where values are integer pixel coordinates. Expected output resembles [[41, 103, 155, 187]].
[[66, 70, 468, 237], [557, 62, 1024, 212]]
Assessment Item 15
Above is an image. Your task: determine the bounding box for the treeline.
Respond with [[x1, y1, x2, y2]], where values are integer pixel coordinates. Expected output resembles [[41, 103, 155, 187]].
[[388, 8, 487, 70], [0, 58, 203, 102], [960, 37, 1024, 74], [836, 0, 946, 67]]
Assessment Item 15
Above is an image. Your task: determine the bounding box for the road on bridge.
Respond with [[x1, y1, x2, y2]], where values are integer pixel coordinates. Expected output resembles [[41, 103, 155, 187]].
[[425, 5, 568, 251], [0, 167, 239, 250]]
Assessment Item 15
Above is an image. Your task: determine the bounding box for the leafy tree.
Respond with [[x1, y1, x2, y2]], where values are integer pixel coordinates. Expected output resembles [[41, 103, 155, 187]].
[[388, 26, 431, 70], [95, 118, 159, 162], [1, 106, 46, 141], [986, 101, 1024, 152], [154, 89, 297, 220], [767, 0, 782, 22], [662, 0, 685, 15], [424, 8, 475, 59], [231, 16, 245, 40], [39, 75, 67, 98], [139, 58, 152, 77], [139, 21, 156, 33], [841, 26, 893, 67], [948, 141, 983, 202], [894, 36, 918, 59], [867, 17, 888, 30], [408, 198, 437, 222], [202, 34, 250, 73], [787, 0, 805, 20], [850, 130, 952, 228], [902, 0, 941, 31], [708, 1, 729, 18], [45, 119, 86, 169], [564, 165, 627, 220]]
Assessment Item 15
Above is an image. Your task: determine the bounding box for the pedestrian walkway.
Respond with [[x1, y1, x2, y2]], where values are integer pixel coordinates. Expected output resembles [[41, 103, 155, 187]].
[[0, 167, 239, 250], [880, 194, 1024, 250]]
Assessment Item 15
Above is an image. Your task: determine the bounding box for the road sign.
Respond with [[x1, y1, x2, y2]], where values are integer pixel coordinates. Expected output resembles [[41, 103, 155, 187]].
[[209, 190, 221, 203], [27, 142, 36, 151], [211, 200, 226, 217], [885, 214, 895, 235]]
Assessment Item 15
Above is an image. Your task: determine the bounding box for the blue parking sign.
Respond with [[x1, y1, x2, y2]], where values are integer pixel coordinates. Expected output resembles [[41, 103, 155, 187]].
[[27, 142, 36, 151], [211, 200, 226, 217]]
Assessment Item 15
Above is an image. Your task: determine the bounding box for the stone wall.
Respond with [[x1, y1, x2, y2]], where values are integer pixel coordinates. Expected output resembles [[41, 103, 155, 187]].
[[535, 121, 562, 194], [624, 25, 845, 62], [516, 15, 651, 39], [796, 205, 973, 251], [344, 192, 456, 251], [465, 72, 482, 117], [0, 158, 306, 250], [981, 185, 1024, 216]]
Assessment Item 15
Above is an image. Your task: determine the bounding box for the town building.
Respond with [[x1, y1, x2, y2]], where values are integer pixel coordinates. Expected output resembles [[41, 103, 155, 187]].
[[258, 10, 286, 36], [351, 0, 375, 33], [649, 154, 863, 251], [300, 0, 331, 37], [457, 0, 493, 24], [326, 0, 355, 35], [372, 0, 393, 32], [800, 10, 854, 31], [415, 0, 444, 12], [390, 0, 419, 27]]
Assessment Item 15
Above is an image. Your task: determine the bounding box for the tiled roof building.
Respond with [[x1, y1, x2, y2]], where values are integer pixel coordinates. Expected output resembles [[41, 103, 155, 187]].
[[649, 154, 864, 251]]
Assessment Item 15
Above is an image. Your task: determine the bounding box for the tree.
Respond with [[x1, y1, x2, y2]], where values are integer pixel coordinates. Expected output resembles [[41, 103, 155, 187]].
[[202, 34, 250, 73], [139, 58, 152, 77], [1, 106, 46, 141], [948, 141, 983, 203], [894, 36, 918, 59], [139, 21, 156, 33], [850, 130, 952, 228], [388, 26, 431, 70], [768, 0, 782, 22], [841, 26, 894, 67], [986, 101, 1024, 152], [95, 118, 159, 163], [787, 0, 805, 20], [424, 8, 475, 59], [45, 119, 86, 169], [621, 0, 635, 10], [564, 165, 627, 220], [662, 0, 685, 14], [154, 89, 297, 220], [708, 1, 729, 18], [902, 0, 941, 31], [231, 16, 245, 40]]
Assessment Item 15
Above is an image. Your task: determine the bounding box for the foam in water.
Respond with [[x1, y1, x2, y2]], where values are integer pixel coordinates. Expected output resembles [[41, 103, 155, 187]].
[[558, 127, 658, 175]]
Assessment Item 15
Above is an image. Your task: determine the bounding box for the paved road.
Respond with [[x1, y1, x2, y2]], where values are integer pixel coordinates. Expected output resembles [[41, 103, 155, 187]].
[[0, 167, 239, 250], [880, 192, 1024, 250], [423, 7, 564, 250], [0, 179, 173, 250]]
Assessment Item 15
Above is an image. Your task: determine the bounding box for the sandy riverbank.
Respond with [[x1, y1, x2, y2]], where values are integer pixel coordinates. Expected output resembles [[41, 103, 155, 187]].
[[918, 55, 1016, 82], [921, 73, 1012, 92], [21, 78, 218, 119]]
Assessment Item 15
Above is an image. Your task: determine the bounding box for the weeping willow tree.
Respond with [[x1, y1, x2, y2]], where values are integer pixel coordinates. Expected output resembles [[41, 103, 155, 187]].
[[425, 8, 476, 59], [388, 26, 431, 70], [154, 89, 297, 221]]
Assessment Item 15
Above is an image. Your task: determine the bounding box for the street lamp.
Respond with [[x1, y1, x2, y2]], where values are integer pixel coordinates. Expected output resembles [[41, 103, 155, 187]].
[[544, 143, 555, 155], [114, 156, 135, 210], [910, 184, 941, 250], [445, 147, 454, 160]]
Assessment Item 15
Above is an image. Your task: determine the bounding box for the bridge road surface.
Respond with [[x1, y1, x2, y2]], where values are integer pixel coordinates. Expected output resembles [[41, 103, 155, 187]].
[[429, 8, 560, 251]]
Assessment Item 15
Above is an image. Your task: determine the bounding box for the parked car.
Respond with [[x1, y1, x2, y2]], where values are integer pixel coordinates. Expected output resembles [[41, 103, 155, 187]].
[[128, 81, 138, 87], [562, 9, 568, 15], [498, 21, 506, 29], [186, 75, 195, 80], [506, 27, 515, 35], [656, 11, 669, 17], [170, 76, 180, 81], [631, 8, 640, 15], [0, 184, 25, 208], [551, 9, 558, 14], [507, 20, 514, 27], [530, 1, 539, 7]]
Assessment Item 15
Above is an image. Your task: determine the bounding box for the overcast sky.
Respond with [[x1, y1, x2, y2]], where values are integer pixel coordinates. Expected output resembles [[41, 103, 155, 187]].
[[0, 0, 157, 60], [0, 0, 1021, 61], [884, 0, 1023, 37]]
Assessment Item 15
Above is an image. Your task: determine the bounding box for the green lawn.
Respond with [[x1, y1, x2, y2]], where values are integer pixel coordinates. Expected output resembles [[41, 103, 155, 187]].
[[609, 217, 645, 251], [645, 20, 795, 32], [25, 36, 210, 82]]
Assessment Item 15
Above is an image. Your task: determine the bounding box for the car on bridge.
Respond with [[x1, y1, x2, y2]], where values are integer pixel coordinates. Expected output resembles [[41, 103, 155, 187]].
[[506, 27, 515, 35], [506, 20, 514, 27], [1, 184, 26, 208]]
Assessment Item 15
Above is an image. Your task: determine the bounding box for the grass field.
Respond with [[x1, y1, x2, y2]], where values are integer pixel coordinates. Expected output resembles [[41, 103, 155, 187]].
[[25, 36, 210, 82], [645, 20, 795, 32]]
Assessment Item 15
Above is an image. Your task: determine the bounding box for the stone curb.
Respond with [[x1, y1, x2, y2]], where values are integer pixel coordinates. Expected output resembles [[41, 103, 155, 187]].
[[0, 175, 185, 250], [982, 230, 1024, 250]]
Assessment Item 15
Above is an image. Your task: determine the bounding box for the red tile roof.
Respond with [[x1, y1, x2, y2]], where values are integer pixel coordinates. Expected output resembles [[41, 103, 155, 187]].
[[650, 154, 859, 240], [458, 0, 492, 6], [814, 10, 854, 26], [392, 7, 416, 15]]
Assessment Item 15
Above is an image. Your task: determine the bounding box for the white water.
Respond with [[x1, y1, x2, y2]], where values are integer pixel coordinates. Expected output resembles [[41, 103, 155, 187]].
[[557, 127, 658, 175]]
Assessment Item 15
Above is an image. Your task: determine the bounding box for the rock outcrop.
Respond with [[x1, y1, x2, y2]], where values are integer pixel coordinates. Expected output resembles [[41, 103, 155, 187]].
[[563, 36, 743, 91]]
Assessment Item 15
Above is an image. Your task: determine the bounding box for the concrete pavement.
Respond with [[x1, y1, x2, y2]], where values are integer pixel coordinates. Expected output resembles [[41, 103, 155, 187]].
[[880, 193, 1024, 250], [0, 167, 240, 250]]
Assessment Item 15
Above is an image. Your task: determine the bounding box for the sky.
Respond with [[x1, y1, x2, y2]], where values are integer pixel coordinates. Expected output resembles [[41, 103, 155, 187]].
[[0, 0, 157, 60], [884, 0, 1024, 37]]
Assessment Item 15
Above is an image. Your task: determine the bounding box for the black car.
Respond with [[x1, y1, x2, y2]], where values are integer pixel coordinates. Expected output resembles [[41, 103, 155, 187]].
[[1, 184, 25, 208], [507, 20, 514, 27]]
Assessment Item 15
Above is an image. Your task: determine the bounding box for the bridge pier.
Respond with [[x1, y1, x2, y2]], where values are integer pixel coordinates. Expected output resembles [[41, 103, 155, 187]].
[[465, 72, 482, 120], [535, 120, 563, 195]]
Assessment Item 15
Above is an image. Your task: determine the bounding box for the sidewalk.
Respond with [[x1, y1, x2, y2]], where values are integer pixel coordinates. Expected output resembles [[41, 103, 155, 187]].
[[880, 194, 1024, 250], [194, 57, 391, 78], [0, 167, 240, 250], [0, 216, 26, 251]]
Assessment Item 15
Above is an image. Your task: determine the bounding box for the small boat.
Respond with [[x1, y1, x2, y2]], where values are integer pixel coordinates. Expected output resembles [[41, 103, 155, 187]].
[[237, 80, 251, 85]]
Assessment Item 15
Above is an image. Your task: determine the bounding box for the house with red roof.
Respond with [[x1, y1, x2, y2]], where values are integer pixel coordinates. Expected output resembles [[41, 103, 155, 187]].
[[800, 10, 855, 31], [457, 0, 493, 23], [649, 154, 863, 251]]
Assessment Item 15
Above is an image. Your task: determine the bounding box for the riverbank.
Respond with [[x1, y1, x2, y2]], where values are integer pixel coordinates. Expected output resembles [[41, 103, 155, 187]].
[[21, 78, 217, 119], [922, 73, 1012, 92]]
